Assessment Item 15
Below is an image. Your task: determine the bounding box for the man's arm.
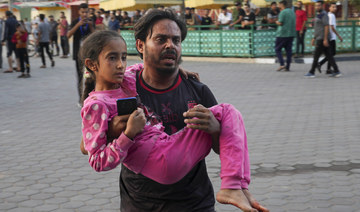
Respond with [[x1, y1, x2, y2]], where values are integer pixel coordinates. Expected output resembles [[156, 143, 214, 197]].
[[330, 25, 342, 42], [67, 20, 80, 39], [323, 25, 329, 47]]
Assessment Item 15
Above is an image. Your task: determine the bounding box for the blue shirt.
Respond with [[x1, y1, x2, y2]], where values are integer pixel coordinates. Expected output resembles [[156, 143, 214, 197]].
[[108, 19, 120, 31]]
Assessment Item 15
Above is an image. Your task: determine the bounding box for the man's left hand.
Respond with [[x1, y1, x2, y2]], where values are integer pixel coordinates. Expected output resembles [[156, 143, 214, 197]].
[[179, 67, 200, 81], [183, 104, 220, 135]]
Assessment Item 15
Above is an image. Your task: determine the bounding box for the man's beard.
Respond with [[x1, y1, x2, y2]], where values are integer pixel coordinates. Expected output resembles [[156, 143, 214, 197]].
[[146, 48, 182, 75]]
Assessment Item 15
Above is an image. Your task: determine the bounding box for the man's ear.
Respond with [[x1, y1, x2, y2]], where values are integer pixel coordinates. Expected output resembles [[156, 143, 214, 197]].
[[136, 39, 145, 55], [84, 58, 97, 72]]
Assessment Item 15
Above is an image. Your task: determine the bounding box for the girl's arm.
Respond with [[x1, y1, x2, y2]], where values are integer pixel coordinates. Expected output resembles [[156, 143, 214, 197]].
[[82, 101, 137, 172]]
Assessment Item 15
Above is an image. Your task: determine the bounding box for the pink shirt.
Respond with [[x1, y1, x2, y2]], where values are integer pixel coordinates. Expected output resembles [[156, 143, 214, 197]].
[[59, 19, 68, 36], [81, 64, 143, 172]]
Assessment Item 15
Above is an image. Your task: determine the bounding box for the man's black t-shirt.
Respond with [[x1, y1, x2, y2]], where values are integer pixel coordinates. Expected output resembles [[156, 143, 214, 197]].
[[201, 17, 213, 30], [241, 12, 256, 30], [120, 70, 218, 212], [70, 19, 92, 60]]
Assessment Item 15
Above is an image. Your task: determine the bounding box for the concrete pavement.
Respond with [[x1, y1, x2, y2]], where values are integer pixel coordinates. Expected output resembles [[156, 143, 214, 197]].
[[0, 53, 359, 212]]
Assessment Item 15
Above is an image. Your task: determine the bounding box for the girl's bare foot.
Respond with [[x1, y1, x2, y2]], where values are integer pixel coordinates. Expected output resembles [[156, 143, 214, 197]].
[[243, 189, 270, 212], [216, 189, 258, 212]]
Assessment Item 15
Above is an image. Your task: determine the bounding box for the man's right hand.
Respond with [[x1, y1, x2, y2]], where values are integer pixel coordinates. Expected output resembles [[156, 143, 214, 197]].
[[108, 114, 130, 139], [323, 39, 329, 47]]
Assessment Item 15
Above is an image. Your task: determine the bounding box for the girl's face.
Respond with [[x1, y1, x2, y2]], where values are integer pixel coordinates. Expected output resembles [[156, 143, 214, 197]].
[[94, 38, 127, 90]]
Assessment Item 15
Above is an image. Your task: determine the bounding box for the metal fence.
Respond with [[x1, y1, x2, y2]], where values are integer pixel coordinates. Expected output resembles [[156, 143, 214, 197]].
[[121, 20, 359, 57]]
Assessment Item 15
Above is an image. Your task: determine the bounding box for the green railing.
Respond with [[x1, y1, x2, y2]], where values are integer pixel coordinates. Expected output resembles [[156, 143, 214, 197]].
[[121, 20, 359, 57]]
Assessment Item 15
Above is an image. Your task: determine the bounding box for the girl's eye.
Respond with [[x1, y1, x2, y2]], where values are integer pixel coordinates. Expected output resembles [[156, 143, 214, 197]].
[[109, 56, 117, 61]]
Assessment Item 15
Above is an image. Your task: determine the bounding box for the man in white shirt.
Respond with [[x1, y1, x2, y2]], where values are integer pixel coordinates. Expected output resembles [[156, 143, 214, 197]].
[[216, 5, 232, 30], [318, 2, 343, 75]]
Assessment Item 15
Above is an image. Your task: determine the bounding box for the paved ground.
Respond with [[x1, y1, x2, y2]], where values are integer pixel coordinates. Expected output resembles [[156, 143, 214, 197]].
[[0, 53, 359, 212]]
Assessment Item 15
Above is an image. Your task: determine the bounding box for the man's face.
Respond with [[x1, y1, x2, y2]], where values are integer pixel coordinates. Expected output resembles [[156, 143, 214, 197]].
[[110, 13, 115, 19], [205, 9, 210, 16], [222, 9, 227, 15], [140, 19, 182, 75], [315, 2, 322, 12], [271, 4, 277, 10], [243, 6, 250, 13], [330, 4, 337, 13], [296, 2, 302, 9], [185, 9, 190, 15], [79, 8, 89, 19], [49, 17, 54, 21]]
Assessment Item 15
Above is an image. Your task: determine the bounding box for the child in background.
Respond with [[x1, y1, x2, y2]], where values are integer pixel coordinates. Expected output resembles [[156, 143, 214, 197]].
[[80, 30, 268, 212], [12, 23, 30, 78]]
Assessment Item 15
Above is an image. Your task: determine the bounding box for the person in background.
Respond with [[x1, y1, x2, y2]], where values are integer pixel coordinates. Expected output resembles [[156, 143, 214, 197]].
[[216, 5, 232, 30], [121, 11, 132, 30], [275, 0, 296, 72], [185, 7, 195, 30], [102, 10, 110, 30], [0, 18, 3, 70], [259, 15, 269, 30], [38, 14, 55, 68], [49, 15, 60, 56], [201, 9, 213, 30], [243, 0, 260, 16], [318, 2, 343, 75], [95, 10, 104, 30], [305, 1, 341, 78], [157, 5, 165, 11], [191, 8, 202, 26], [141, 9, 147, 16], [108, 11, 120, 33], [32, 23, 40, 57], [67, 3, 94, 107], [23, 18, 32, 34], [115, 9, 123, 22], [132, 10, 142, 25], [294, 1, 307, 58], [230, 2, 245, 29], [59, 12, 69, 58], [2, 11, 20, 73], [241, 4, 256, 30], [12, 23, 30, 78], [89, 8, 97, 24], [267, 2, 279, 29]]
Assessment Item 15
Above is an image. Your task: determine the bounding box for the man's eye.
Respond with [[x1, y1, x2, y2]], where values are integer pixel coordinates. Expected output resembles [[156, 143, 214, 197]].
[[122, 56, 127, 61]]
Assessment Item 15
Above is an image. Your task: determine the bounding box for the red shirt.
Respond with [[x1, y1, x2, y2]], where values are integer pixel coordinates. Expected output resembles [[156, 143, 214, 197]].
[[296, 10, 307, 31], [95, 17, 103, 25]]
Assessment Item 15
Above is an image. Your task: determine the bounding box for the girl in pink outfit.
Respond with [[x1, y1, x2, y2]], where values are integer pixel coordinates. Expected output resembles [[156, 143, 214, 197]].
[[80, 30, 262, 211]]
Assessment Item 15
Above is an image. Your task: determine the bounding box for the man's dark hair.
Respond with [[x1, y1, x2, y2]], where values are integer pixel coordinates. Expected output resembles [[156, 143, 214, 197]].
[[134, 9, 187, 59], [271, 1, 277, 6], [5, 11, 12, 17], [79, 3, 88, 9], [124, 11, 128, 15], [279, 0, 287, 6], [39, 14, 45, 20], [330, 2, 337, 6], [316, 0, 324, 4], [221, 5, 227, 10]]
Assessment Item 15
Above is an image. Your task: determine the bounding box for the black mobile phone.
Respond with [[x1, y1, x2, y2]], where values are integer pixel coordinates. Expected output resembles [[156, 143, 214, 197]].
[[116, 97, 137, 116]]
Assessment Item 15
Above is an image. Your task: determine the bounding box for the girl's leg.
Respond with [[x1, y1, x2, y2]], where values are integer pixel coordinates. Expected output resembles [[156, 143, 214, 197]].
[[123, 124, 213, 184], [209, 103, 250, 190]]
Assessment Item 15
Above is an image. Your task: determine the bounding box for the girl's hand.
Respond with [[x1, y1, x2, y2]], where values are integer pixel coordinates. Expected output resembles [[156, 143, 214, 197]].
[[124, 108, 146, 139], [179, 67, 200, 81]]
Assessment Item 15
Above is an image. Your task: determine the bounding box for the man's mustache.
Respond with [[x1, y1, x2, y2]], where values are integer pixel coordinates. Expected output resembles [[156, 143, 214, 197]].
[[160, 50, 177, 59]]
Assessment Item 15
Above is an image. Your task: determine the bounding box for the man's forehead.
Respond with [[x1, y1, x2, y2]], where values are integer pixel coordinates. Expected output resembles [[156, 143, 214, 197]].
[[151, 19, 181, 36]]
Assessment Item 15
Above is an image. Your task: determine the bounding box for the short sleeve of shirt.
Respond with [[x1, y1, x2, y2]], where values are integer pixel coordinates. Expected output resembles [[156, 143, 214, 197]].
[[329, 13, 335, 26], [322, 13, 329, 26], [278, 10, 284, 23]]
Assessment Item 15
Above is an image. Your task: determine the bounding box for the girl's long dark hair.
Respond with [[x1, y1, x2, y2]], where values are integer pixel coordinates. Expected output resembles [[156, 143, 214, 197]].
[[79, 30, 125, 104]]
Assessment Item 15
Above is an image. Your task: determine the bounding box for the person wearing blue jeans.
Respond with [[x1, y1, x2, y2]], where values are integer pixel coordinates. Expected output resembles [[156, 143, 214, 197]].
[[275, 0, 296, 72]]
